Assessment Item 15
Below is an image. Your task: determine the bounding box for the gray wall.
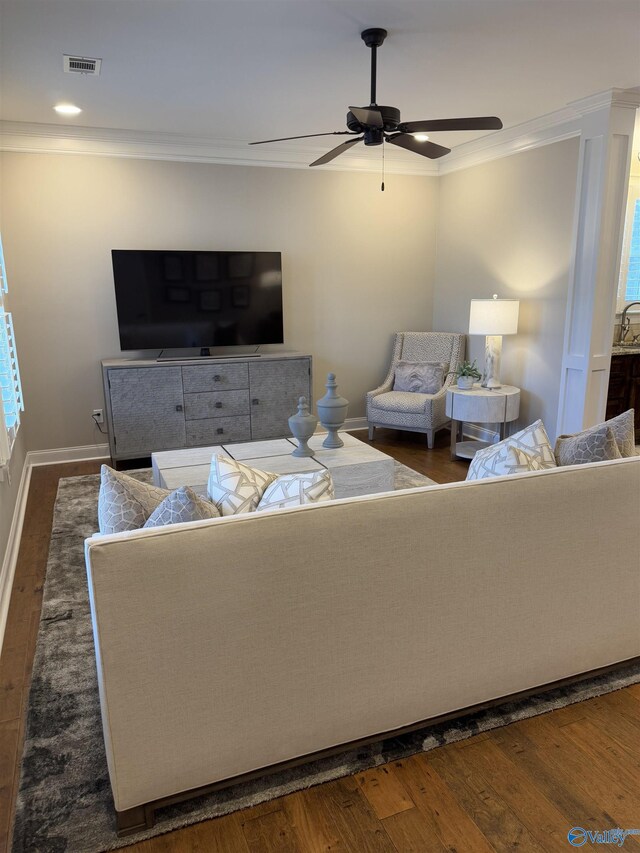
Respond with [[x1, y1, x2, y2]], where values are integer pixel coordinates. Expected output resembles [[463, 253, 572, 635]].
[[0, 153, 439, 451], [0, 429, 26, 582], [433, 138, 580, 440]]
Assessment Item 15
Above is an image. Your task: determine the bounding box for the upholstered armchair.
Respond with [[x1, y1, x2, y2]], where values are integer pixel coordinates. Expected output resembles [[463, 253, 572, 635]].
[[367, 332, 466, 449]]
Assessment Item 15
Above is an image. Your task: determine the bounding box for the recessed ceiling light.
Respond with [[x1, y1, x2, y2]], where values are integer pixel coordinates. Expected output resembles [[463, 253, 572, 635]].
[[54, 103, 82, 116], [413, 133, 429, 142]]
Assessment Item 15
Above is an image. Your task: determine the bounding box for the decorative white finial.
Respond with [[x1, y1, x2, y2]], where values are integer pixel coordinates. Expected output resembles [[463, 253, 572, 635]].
[[492, 293, 498, 300]]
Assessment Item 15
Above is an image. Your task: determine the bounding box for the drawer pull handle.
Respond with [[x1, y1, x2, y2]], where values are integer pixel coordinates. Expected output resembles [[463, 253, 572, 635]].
[[213, 375, 222, 382], [252, 398, 259, 405], [215, 402, 223, 409], [216, 427, 224, 435], [175, 404, 183, 412]]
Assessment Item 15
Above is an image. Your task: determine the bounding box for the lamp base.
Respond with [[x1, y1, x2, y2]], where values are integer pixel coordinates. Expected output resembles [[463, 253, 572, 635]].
[[481, 335, 503, 389]]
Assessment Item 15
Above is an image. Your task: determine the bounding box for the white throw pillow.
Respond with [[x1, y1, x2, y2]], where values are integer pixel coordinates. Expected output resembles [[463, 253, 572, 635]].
[[466, 419, 556, 481], [143, 486, 220, 527], [256, 470, 335, 512], [98, 465, 170, 534], [207, 455, 278, 516]]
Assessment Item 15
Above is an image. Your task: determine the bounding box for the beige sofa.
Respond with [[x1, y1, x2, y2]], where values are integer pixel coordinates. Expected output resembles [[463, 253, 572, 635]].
[[85, 455, 640, 834]]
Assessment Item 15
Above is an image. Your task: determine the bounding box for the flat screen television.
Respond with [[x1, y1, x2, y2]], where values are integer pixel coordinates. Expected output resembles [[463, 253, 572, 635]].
[[111, 250, 283, 350]]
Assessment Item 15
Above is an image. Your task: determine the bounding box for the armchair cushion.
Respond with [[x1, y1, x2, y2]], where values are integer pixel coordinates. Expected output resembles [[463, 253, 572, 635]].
[[369, 391, 434, 415], [393, 361, 445, 394]]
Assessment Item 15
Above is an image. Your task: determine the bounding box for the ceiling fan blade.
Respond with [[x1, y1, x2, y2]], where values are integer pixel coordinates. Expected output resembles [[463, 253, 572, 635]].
[[387, 133, 450, 160], [348, 106, 384, 128], [398, 117, 503, 133], [310, 137, 363, 167], [250, 131, 356, 145]]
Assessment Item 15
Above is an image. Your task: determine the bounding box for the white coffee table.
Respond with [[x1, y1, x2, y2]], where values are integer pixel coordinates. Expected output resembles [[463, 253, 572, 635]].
[[151, 433, 395, 499]]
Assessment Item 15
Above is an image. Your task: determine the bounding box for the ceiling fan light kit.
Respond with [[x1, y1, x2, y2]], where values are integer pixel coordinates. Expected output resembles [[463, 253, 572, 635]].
[[250, 28, 503, 171]]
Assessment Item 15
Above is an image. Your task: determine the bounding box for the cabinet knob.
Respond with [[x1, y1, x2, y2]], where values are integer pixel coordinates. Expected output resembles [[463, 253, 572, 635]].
[[252, 398, 259, 405], [213, 375, 222, 383], [215, 401, 223, 409], [175, 404, 183, 412], [216, 427, 224, 435]]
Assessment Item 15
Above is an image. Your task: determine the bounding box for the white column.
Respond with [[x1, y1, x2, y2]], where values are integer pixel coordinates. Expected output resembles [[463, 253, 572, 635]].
[[556, 89, 639, 437]]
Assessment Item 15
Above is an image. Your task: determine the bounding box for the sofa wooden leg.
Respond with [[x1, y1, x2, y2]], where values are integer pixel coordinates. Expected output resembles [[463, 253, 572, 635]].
[[116, 804, 155, 837], [426, 429, 434, 450], [368, 425, 375, 440]]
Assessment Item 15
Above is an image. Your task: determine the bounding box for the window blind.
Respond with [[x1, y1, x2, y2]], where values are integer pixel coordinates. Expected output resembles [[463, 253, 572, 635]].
[[0, 236, 23, 467]]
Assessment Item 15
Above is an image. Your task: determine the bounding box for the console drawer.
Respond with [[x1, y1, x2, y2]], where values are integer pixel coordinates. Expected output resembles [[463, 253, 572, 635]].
[[185, 416, 251, 446], [184, 390, 250, 420], [182, 363, 249, 393]]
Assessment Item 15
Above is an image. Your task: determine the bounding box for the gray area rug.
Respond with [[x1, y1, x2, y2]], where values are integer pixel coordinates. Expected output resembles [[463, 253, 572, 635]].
[[11, 463, 640, 852]]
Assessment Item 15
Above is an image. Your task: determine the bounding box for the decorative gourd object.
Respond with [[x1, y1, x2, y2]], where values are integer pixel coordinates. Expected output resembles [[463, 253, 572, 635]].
[[288, 396, 317, 457], [316, 373, 349, 448]]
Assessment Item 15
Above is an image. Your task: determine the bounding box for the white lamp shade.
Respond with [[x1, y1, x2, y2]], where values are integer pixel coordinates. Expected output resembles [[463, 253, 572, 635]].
[[469, 298, 519, 335]]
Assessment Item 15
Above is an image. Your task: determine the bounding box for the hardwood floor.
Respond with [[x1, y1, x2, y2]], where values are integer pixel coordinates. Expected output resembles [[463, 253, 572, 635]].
[[1, 430, 638, 852]]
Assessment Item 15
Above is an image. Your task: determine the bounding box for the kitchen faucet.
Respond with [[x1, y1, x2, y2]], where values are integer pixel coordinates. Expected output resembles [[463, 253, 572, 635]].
[[618, 302, 640, 344]]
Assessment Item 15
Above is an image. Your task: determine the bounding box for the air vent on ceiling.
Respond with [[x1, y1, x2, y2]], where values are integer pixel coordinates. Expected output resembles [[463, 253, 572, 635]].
[[63, 55, 102, 75]]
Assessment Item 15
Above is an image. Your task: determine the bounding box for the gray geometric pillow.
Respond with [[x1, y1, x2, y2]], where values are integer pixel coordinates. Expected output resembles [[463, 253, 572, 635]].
[[600, 409, 636, 458], [554, 425, 623, 466], [98, 465, 169, 534], [393, 361, 444, 394], [143, 486, 220, 528]]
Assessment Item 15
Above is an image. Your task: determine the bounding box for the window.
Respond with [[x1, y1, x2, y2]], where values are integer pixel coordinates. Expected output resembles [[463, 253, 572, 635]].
[[0, 235, 24, 467], [617, 176, 640, 311]]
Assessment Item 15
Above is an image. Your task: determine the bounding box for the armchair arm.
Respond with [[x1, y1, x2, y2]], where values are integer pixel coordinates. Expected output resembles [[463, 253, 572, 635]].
[[366, 369, 395, 402], [367, 332, 403, 402]]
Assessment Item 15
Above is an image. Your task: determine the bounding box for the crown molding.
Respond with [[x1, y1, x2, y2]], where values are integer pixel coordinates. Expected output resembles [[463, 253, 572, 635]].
[[0, 121, 439, 176], [438, 106, 582, 175], [568, 88, 640, 116], [1, 88, 638, 177]]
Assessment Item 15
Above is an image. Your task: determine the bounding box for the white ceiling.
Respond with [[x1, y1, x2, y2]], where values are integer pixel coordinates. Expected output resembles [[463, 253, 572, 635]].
[[1, 0, 639, 163]]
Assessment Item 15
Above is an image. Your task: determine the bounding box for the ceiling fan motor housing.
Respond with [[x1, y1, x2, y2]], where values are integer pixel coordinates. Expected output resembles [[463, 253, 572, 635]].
[[346, 105, 400, 135]]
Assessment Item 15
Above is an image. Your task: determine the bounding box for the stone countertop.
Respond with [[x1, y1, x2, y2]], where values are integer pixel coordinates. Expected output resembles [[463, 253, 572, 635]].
[[612, 345, 640, 356]]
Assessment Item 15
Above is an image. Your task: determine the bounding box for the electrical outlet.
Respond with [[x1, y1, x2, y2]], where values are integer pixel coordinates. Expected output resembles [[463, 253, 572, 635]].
[[92, 409, 104, 424]]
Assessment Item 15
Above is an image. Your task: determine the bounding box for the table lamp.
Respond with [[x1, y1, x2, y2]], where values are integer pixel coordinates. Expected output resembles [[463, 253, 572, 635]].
[[469, 295, 519, 389]]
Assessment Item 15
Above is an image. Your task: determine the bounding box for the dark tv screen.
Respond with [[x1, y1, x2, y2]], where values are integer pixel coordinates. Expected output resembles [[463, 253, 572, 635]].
[[111, 250, 283, 350]]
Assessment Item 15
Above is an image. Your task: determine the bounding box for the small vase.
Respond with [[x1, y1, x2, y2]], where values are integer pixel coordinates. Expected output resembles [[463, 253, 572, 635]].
[[316, 373, 349, 448], [288, 396, 317, 457], [457, 376, 474, 390]]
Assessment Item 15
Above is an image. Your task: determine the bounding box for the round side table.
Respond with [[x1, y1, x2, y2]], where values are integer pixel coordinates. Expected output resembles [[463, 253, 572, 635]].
[[445, 384, 521, 461]]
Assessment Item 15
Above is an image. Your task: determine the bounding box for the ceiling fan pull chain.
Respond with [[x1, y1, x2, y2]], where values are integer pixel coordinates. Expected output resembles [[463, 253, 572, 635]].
[[381, 138, 385, 192]]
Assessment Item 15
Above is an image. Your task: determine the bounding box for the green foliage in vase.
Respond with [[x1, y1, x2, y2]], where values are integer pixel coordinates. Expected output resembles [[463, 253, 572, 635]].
[[449, 359, 482, 380]]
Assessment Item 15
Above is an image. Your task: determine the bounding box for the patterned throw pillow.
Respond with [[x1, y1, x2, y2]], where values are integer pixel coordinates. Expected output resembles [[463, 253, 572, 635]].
[[98, 465, 170, 534], [393, 361, 445, 394], [555, 409, 636, 462], [207, 455, 278, 516], [143, 486, 220, 528], [505, 446, 547, 474], [554, 424, 623, 466], [466, 419, 556, 481], [256, 470, 335, 512]]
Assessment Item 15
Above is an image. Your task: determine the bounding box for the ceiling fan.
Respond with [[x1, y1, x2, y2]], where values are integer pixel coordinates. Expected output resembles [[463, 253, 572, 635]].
[[250, 28, 503, 167]]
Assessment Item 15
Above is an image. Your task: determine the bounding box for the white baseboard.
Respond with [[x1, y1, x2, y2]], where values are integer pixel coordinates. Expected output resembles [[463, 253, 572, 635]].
[[0, 458, 32, 654], [26, 443, 110, 467], [342, 417, 368, 432], [0, 442, 108, 656]]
